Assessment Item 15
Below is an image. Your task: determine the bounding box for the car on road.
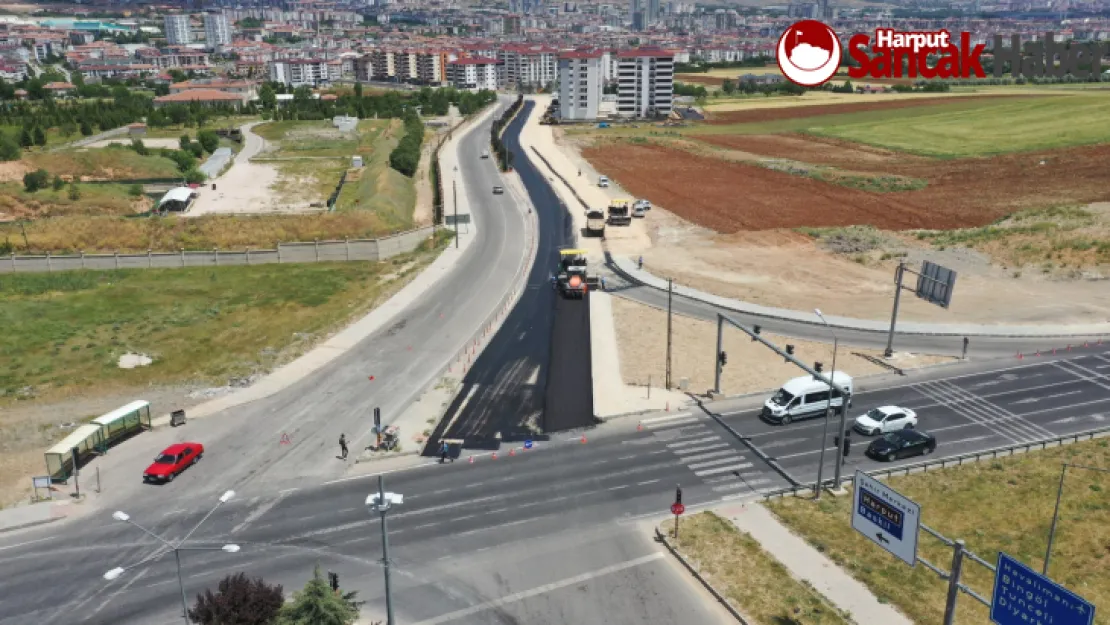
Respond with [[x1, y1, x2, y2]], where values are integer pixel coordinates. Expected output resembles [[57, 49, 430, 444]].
[[853, 405, 918, 435], [492, 185, 504, 194], [144, 442, 204, 483], [481, 149, 489, 159], [865, 430, 936, 462], [761, 373, 853, 425], [633, 199, 651, 212], [598, 175, 610, 188]]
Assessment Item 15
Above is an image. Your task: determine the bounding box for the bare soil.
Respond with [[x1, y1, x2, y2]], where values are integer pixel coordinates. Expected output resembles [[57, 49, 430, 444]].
[[702, 95, 1029, 124]]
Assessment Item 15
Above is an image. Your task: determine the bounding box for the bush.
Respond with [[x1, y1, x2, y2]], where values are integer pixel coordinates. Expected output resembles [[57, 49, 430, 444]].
[[187, 142, 204, 159], [23, 169, 49, 192], [68, 183, 81, 200], [79, 121, 93, 136], [197, 129, 219, 153], [169, 149, 196, 173], [128, 183, 144, 197], [0, 136, 19, 161], [179, 134, 191, 150], [52, 175, 65, 191], [33, 127, 46, 147], [184, 168, 207, 184], [188, 572, 284, 625], [131, 138, 148, 155]]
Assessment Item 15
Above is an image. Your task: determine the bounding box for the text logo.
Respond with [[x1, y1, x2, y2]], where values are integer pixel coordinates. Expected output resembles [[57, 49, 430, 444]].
[[993, 33, 1110, 79], [847, 29, 986, 79], [777, 20, 842, 87]]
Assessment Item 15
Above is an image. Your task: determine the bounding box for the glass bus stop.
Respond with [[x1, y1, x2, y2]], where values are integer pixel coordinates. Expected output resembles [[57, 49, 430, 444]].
[[43, 400, 152, 482]]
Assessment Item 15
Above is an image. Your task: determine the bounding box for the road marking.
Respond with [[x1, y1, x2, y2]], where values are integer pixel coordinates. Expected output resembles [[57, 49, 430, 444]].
[[641, 413, 696, 426], [687, 456, 746, 471], [618, 455, 635, 460], [232, 492, 289, 534], [438, 384, 481, 440], [637, 479, 660, 486], [712, 478, 773, 493], [454, 514, 476, 522], [1010, 390, 1085, 405], [0, 536, 52, 552], [453, 517, 530, 538], [608, 484, 629, 491], [674, 449, 735, 463], [672, 442, 729, 455], [694, 463, 753, 477], [645, 418, 700, 431], [408, 553, 665, 625], [279, 487, 299, 495], [413, 522, 440, 530], [667, 436, 720, 448]]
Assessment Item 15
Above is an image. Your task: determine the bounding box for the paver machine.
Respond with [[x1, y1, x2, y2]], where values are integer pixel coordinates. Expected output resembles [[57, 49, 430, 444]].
[[555, 248, 600, 299]]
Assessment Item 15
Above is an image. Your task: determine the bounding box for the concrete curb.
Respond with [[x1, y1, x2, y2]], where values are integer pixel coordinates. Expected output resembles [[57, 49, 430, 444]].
[[654, 527, 752, 625], [609, 256, 1110, 339], [0, 516, 63, 535]]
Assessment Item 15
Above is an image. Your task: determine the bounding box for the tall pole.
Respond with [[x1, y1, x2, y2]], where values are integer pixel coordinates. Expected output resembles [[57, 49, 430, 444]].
[[1044, 463, 1068, 575], [815, 403, 830, 500], [665, 278, 673, 390], [452, 179, 458, 249], [942, 539, 966, 625], [830, 335, 846, 487], [714, 315, 723, 395], [884, 262, 905, 358], [174, 549, 189, 623], [378, 475, 395, 625]]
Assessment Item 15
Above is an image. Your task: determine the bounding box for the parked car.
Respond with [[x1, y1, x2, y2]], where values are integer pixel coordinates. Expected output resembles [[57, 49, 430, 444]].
[[493, 185, 504, 194], [598, 175, 610, 188], [144, 442, 204, 483], [634, 199, 651, 211], [865, 430, 936, 462], [854, 406, 918, 435], [481, 150, 489, 159]]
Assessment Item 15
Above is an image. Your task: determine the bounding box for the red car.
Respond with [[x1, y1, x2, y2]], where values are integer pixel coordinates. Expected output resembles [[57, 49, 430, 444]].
[[144, 442, 204, 483]]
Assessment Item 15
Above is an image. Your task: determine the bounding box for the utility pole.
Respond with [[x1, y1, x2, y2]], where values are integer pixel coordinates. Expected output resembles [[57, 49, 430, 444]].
[[884, 261, 906, 358], [377, 475, 396, 625], [452, 179, 458, 249], [713, 315, 723, 395], [665, 278, 673, 390]]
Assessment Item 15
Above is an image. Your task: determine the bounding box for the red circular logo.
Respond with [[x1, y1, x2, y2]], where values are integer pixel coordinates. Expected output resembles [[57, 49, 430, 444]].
[[671, 502, 685, 515], [777, 20, 842, 87]]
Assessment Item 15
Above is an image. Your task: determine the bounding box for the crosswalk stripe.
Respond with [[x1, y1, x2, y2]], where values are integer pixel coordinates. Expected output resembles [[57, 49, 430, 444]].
[[671, 442, 729, 455], [667, 436, 720, 448], [673, 449, 734, 463], [687, 456, 745, 471], [694, 462, 753, 477], [712, 478, 773, 493], [641, 413, 695, 425], [657, 427, 711, 441], [646, 418, 701, 431]]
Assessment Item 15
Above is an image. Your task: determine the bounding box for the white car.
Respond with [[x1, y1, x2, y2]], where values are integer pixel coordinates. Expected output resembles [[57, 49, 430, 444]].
[[634, 199, 651, 211], [481, 150, 489, 159], [853, 406, 918, 435]]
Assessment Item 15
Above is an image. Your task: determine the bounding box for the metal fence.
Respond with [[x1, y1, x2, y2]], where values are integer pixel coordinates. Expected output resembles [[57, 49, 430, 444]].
[[0, 227, 435, 274], [760, 424, 1110, 501]]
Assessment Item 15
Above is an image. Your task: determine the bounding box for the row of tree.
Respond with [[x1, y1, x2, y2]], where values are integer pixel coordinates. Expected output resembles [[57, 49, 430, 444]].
[[22, 169, 81, 200], [674, 56, 774, 74], [388, 111, 426, 177], [490, 95, 524, 172], [187, 567, 367, 625]]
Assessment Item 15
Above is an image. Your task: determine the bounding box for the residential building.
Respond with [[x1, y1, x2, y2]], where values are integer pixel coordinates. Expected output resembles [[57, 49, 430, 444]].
[[558, 49, 602, 120], [616, 47, 674, 118], [269, 58, 340, 87], [153, 89, 246, 107], [170, 78, 257, 100], [446, 57, 500, 92], [416, 51, 445, 85], [203, 12, 232, 49], [500, 44, 557, 90], [164, 14, 192, 45]]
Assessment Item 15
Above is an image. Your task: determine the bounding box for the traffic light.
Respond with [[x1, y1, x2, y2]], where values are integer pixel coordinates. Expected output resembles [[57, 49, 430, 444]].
[[719, 351, 728, 366], [328, 571, 339, 593], [843, 430, 852, 457], [675, 486, 682, 505], [813, 361, 824, 380]]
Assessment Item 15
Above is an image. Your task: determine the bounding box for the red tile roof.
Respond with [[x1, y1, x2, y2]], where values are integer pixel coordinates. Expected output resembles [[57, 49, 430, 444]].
[[154, 89, 243, 103]]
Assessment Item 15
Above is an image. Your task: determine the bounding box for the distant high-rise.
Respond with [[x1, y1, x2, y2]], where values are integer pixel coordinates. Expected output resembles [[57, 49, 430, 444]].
[[646, 0, 659, 24], [204, 12, 232, 49], [559, 49, 602, 120], [164, 14, 192, 45]]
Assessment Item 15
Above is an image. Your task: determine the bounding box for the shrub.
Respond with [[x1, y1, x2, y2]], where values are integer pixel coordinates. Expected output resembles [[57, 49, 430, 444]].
[[197, 129, 219, 153], [23, 169, 50, 192]]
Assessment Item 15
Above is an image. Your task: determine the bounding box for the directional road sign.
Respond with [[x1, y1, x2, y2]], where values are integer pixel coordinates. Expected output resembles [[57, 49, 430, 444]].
[[851, 470, 920, 566], [671, 503, 685, 516], [524, 439, 533, 450], [991, 552, 1095, 625]]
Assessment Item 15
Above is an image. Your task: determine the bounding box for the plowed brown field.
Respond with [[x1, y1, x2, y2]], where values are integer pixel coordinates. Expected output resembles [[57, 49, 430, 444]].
[[581, 139, 1110, 232]]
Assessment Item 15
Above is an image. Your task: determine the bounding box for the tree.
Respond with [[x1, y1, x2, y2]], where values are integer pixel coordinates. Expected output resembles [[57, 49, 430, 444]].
[[23, 169, 49, 192], [52, 175, 65, 191], [188, 572, 284, 625], [275, 566, 359, 625], [68, 183, 81, 200], [131, 139, 148, 156], [184, 168, 206, 184], [354, 82, 362, 99], [169, 150, 196, 173], [197, 129, 219, 153], [33, 127, 46, 147], [0, 136, 19, 161], [19, 126, 32, 148], [259, 83, 276, 109], [187, 142, 204, 158], [179, 134, 192, 150], [60, 122, 77, 137], [80, 121, 93, 136]]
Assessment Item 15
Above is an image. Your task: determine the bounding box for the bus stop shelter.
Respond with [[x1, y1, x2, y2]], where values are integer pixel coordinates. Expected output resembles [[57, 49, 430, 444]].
[[44, 400, 151, 482]]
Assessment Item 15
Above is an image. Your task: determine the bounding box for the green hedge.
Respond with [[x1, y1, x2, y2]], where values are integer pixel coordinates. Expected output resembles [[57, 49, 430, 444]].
[[389, 110, 425, 177], [490, 95, 524, 172]]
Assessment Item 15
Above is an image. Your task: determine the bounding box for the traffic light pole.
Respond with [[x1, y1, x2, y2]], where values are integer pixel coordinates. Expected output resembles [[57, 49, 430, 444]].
[[378, 475, 395, 625], [713, 316, 723, 395], [665, 278, 673, 390]]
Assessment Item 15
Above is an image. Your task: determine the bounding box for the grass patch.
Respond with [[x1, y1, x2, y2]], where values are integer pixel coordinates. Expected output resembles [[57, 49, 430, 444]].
[[334, 120, 417, 230], [664, 512, 854, 625], [141, 116, 259, 139], [253, 119, 374, 159], [767, 438, 1110, 625], [0, 232, 449, 403], [24, 144, 181, 180], [0, 182, 145, 218], [797, 225, 894, 255]]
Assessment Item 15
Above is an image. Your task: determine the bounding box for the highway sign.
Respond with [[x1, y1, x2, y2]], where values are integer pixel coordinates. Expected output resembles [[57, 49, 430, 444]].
[[851, 470, 920, 566], [991, 552, 1095, 625], [524, 439, 533, 450], [671, 503, 685, 516]]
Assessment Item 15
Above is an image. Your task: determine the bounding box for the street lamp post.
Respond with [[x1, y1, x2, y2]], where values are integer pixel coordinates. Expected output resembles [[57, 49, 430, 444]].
[[104, 490, 238, 624], [367, 475, 403, 625], [812, 309, 842, 499], [815, 309, 848, 489]]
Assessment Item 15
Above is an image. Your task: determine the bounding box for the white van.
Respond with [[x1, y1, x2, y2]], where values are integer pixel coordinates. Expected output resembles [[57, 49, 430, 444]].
[[761, 373, 853, 425], [598, 175, 610, 188]]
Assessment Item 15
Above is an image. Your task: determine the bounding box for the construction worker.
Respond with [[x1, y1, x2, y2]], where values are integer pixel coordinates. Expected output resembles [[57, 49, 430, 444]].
[[440, 440, 452, 463], [550, 274, 557, 290], [339, 434, 348, 460]]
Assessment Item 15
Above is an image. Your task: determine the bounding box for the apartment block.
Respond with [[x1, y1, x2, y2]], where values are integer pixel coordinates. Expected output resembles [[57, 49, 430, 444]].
[[446, 57, 500, 92], [164, 14, 191, 46], [500, 44, 557, 89], [269, 59, 340, 88], [203, 13, 232, 49], [558, 49, 601, 120], [616, 47, 673, 118]]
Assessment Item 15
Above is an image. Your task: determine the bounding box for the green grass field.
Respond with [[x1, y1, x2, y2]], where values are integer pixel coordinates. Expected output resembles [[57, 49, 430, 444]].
[[333, 121, 418, 230], [0, 236, 448, 403], [767, 438, 1110, 625], [253, 119, 375, 159]]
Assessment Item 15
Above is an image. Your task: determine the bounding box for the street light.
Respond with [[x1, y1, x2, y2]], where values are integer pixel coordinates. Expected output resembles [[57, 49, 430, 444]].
[[367, 476, 403, 625], [813, 308, 844, 499], [104, 490, 238, 624]]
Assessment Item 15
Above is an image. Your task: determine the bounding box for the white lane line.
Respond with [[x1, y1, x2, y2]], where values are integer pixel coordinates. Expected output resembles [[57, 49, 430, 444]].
[[0, 536, 52, 552], [712, 478, 773, 493], [232, 493, 289, 535], [673, 449, 735, 464], [646, 418, 700, 431], [667, 436, 720, 448], [618, 455, 635, 460], [641, 414, 695, 425], [608, 484, 629, 491], [687, 456, 746, 471], [694, 463, 754, 477], [637, 479, 660, 486], [408, 553, 665, 625], [672, 442, 729, 455]]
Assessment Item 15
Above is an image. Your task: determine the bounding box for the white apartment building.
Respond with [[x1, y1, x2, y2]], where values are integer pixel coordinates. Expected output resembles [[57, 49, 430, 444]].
[[203, 13, 232, 49], [164, 14, 192, 45], [500, 44, 557, 89], [558, 50, 601, 120], [269, 59, 340, 87], [446, 57, 500, 92], [616, 47, 674, 118]]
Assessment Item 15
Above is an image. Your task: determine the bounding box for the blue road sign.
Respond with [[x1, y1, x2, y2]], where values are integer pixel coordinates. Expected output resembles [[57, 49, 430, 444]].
[[991, 552, 1095, 625], [524, 439, 533, 450]]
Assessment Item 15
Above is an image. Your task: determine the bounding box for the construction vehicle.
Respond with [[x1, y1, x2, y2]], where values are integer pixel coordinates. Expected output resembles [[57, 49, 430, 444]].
[[585, 209, 606, 236], [607, 199, 632, 226], [555, 249, 600, 299]]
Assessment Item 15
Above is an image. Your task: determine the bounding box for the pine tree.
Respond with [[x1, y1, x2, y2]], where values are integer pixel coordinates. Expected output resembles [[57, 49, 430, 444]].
[[275, 566, 359, 625], [19, 126, 32, 147]]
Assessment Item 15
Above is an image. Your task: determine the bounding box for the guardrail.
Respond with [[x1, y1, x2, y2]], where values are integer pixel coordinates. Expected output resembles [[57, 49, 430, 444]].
[[760, 423, 1110, 501], [0, 227, 436, 274]]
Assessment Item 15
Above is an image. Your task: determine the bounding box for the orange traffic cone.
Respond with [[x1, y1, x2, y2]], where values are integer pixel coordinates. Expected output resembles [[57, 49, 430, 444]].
[[491, 451, 498, 460], [637, 422, 643, 431], [468, 456, 474, 464], [509, 448, 516, 456], [580, 435, 587, 444]]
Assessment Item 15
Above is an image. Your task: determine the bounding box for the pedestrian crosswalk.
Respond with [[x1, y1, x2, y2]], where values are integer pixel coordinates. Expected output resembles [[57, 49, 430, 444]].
[[639, 413, 776, 494]]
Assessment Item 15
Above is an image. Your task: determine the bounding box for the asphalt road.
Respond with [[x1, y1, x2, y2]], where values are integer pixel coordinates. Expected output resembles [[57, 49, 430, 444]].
[[3, 349, 1108, 623], [543, 292, 597, 431], [427, 100, 595, 452], [603, 256, 1110, 360]]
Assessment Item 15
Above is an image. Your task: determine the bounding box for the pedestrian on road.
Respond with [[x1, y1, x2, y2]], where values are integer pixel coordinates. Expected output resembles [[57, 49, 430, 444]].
[[578, 169, 581, 177], [339, 434, 348, 460], [600, 276, 607, 291], [637, 256, 644, 270], [550, 274, 557, 289], [440, 440, 453, 463]]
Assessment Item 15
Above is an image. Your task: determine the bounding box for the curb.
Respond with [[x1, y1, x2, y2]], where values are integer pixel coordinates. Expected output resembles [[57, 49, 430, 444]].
[[0, 516, 63, 535], [354, 449, 419, 464], [654, 527, 752, 625]]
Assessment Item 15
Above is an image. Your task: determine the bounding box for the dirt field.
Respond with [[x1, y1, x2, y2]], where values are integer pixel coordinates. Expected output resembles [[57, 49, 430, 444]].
[[83, 138, 181, 150], [610, 296, 954, 396], [701, 94, 1030, 123]]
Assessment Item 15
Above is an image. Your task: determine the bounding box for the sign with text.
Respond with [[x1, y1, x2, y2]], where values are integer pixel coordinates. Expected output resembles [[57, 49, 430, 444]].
[[851, 470, 920, 566], [991, 553, 1095, 625]]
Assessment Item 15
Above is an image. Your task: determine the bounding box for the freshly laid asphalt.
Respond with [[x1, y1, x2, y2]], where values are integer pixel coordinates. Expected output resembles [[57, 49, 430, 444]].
[[543, 292, 597, 431]]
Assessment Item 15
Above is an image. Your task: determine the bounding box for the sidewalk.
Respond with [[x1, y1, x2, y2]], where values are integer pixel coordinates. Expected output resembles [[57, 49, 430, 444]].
[[612, 255, 1110, 338], [716, 501, 914, 625], [0, 498, 80, 533]]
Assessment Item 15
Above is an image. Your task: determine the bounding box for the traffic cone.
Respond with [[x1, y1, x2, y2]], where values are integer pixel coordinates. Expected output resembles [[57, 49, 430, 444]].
[[468, 456, 474, 464], [1017, 352, 1023, 359], [492, 451, 498, 460], [637, 422, 643, 431], [666, 402, 670, 412], [509, 448, 516, 456], [580, 435, 587, 444], [1068, 344, 1072, 351]]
